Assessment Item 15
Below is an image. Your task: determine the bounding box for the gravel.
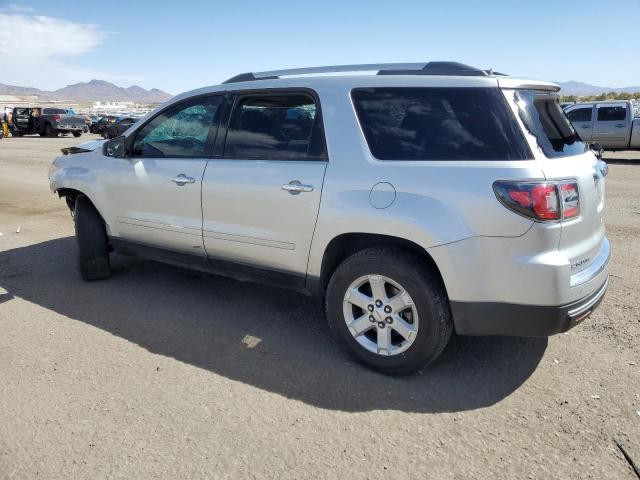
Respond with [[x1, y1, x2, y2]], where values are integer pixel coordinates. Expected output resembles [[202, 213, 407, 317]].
[[0, 134, 638, 479]]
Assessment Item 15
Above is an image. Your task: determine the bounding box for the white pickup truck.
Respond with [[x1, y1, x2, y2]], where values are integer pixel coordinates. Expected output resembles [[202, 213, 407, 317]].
[[564, 100, 640, 150]]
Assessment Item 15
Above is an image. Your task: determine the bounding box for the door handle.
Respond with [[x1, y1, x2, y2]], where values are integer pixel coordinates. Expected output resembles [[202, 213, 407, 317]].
[[615, 124, 625, 128], [580, 125, 591, 128], [171, 174, 195, 186], [282, 180, 314, 195]]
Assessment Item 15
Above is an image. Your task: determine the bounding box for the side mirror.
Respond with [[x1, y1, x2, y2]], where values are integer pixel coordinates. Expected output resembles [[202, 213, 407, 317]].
[[589, 142, 604, 159], [103, 135, 127, 158]]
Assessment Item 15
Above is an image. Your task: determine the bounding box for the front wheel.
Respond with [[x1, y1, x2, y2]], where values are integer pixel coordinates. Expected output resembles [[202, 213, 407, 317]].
[[74, 196, 111, 281], [326, 247, 452, 375], [72, 131, 82, 137]]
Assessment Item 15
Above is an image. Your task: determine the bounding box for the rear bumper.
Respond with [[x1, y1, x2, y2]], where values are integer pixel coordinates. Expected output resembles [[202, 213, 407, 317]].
[[451, 276, 609, 336]]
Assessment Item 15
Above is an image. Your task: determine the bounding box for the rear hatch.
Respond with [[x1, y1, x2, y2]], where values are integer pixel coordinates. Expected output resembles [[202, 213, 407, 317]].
[[510, 89, 607, 280]]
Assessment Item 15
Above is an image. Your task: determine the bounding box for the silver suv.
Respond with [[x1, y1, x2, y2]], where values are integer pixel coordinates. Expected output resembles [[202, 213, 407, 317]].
[[49, 62, 610, 374]]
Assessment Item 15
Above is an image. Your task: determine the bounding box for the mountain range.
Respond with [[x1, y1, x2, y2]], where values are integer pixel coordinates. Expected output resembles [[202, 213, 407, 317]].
[[1, 79, 638, 102], [0, 79, 172, 104], [556, 81, 640, 96]]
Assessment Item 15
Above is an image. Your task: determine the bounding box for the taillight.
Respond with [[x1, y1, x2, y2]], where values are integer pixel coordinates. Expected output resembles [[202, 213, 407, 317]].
[[559, 182, 580, 219], [53, 114, 61, 121], [494, 180, 580, 222]]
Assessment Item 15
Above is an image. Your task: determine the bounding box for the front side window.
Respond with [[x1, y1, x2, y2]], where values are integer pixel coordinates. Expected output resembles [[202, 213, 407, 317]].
[[132, 96, 221, 158], [597, 106, 626, 122], [224, 94, 324, 160], [351, 87, 531, 161], [566, 107, 592, 122]]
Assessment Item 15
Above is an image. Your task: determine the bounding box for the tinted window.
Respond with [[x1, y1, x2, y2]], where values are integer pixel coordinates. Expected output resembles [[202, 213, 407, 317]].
[[514, 90, 587, 158], [132, 96, 221, 158], [597, 106, 626, 121], [566, 107, 592, 122], [224, 94, 324, 160], [43, 108, 66, 114], [351, 87, 531, 161]]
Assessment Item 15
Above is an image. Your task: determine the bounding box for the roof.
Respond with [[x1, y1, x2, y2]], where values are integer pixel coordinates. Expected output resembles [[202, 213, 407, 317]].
[[166, 62, 560, 106], [222, 61, 502, 84]]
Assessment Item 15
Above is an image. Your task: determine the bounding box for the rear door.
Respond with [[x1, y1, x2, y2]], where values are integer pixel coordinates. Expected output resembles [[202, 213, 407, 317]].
[[201, 90, 327, 277], [103, 94, 223, 254], [593, 104, 628, 149], [565, 105, 594, 141]]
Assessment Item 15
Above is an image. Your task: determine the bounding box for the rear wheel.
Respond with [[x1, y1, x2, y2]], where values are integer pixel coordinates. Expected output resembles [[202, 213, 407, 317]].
[[74, 196, 111, 281], [72, 131, 82, 137], [326, 247, 452, 375]]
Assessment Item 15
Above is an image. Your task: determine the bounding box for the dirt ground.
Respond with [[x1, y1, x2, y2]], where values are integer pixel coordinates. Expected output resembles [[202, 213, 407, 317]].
[[0, 134, 638, 479]]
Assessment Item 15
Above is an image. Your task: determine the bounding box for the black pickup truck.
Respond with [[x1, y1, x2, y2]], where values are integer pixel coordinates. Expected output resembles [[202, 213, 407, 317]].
[[10, 107, 85, 137]]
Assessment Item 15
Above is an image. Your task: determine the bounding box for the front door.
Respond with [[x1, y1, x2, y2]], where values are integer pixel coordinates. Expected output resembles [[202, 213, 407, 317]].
[[201, 91, 328, 277], [104, 95, 223, 255], [593, 104, 628, 149]]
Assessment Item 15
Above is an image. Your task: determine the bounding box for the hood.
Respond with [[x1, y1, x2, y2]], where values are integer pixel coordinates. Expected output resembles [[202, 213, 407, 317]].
[[60, 139, 106, 155]]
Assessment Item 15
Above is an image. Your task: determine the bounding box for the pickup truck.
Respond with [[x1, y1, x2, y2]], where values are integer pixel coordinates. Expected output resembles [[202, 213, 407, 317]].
[[9, 107, 85, 138], [564, 100, 640, 150]]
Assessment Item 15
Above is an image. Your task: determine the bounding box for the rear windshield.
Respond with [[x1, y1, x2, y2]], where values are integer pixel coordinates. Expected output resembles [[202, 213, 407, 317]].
[[43, 108, 66, 115], [351, 87, 531, 161], [514, 90, 587, 158]]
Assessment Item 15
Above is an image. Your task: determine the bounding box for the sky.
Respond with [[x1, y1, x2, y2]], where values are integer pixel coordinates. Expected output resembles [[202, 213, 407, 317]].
[[0, 0, 639, 94]]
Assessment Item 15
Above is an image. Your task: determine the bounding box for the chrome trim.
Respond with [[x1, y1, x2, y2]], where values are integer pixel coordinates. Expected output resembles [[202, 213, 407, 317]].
[[202, 229, 295, 250], [570, 238, 611, 287], [568, 277, 609, 318]]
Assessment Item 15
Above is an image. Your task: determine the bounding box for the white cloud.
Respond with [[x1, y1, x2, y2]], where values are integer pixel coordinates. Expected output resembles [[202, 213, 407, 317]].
[[0, 12, 143, 89], [0, 13, 102, 56]]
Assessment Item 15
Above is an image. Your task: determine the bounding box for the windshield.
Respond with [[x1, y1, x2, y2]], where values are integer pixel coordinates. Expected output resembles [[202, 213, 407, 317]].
[[43, 108, 67, 115], [513, 90, 587, 158]]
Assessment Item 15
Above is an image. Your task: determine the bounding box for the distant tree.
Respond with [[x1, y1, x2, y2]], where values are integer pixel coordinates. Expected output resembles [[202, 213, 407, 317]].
[[560, 91, 640, 103]]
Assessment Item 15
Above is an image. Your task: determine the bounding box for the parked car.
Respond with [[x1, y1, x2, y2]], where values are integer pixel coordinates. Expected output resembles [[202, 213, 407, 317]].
[[49, 61, 610, 374], [10, 107, 85, 137], [565, 101, 640, 150], [91, 115, 116, 135], [103, 116, 139, 139]]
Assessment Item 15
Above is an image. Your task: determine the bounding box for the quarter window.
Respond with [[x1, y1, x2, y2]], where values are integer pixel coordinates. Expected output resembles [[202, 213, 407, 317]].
[[351, 87, 531, 161], [597, 106, 626, 122], [224, 94, 325, 160], [566, 107, 592, 122], [132, 96, 221, 158]]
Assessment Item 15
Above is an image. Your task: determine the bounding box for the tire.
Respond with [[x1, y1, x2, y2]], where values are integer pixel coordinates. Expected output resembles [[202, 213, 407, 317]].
[[326, 247, 453, 375], [44, 123, 58, 138], [73, 131, 82, 138], [74, 196, 111, 281]]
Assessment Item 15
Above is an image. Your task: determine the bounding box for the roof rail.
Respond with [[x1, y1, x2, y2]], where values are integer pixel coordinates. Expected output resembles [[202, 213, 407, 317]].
[[222, 62, 501, 84]]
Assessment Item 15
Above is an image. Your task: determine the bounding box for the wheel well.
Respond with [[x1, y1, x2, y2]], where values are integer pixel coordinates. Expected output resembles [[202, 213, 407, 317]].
[[56, 188, 99, 215], [318, 233, 446, 296]]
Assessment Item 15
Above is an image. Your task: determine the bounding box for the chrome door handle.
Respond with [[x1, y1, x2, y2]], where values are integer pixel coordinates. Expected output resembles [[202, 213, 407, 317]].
[[171, 174, 195, 186], [282, 180, 314, 195]]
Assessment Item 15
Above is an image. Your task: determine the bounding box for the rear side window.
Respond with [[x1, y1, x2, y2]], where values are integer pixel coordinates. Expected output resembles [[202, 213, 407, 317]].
[[566, 107, 592, 122], [597, 106, 626, 121], [224, 94, 326, 160], [514, 90, 587, 158], [351, 87, 531, 161]]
